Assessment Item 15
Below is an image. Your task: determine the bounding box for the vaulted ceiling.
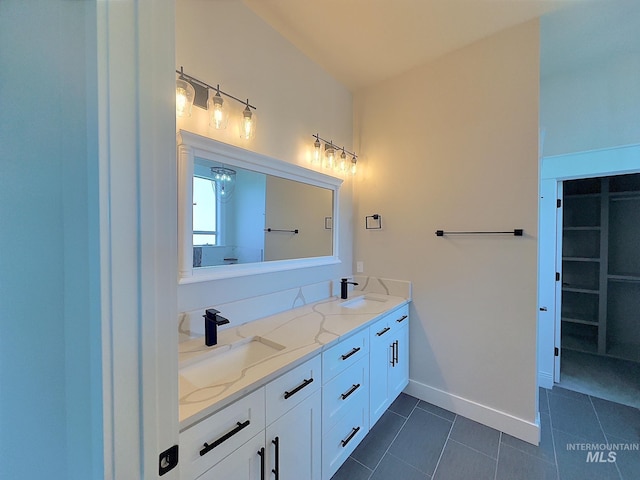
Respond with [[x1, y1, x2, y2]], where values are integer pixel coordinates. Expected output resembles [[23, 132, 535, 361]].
[[243, 0, 576, 90]]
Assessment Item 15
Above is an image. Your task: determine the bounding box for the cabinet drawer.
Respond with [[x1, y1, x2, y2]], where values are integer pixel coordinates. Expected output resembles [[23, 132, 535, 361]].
[[322, 356, 368, 433], [266, 354, 321, 425], [180, 387, 265, 480], [322, 403, 368, 480], [322, 330, 369, 383]]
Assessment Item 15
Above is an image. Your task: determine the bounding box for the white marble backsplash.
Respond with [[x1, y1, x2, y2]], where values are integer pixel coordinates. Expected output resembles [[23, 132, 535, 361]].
[[179, 276, 411, 342], [352, 276, 412, 299]]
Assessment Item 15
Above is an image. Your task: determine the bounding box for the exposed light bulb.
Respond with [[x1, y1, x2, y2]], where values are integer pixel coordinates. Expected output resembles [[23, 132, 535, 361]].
[[176, 87, 188, 116]]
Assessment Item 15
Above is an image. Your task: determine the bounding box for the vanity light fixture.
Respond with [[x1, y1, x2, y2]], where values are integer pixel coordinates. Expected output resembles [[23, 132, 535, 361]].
[[311, 134, 358, 176], [175, 67, 257, 138]]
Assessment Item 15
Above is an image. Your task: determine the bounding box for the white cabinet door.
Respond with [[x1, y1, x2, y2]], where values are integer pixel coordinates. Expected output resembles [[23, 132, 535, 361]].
[[389, 320, 409, 399], [369, 306, 410, 427], [369, 317, 392, 427], [266, 391, 322, 480], [197, 432, 264, 480]]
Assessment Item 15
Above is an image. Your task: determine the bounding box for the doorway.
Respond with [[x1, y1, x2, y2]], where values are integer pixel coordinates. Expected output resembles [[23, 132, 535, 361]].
[[537, 143, 640, 408], [558, 174, 640, 407]]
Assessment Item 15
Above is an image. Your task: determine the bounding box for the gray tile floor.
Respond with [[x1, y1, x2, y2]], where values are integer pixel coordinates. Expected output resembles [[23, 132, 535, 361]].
[[331, 388, 640, 480]]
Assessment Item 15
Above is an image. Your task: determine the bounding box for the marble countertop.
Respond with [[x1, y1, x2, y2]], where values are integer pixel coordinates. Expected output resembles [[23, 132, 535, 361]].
[[178, 292, 409, 430]]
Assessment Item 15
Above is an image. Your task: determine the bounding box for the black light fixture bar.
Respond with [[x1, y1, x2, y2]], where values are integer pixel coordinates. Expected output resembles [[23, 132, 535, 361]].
[[312, 133, 357, 159], [176, 67, 257, 110]]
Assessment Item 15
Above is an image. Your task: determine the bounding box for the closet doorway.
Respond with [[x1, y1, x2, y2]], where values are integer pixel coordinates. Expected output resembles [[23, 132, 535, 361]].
[[558, 173, 640, 407], [537, 144, 640, 404]]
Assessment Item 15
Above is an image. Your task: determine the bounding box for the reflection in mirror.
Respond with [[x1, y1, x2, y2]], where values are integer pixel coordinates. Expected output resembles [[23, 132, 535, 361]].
[[177, 130, 342, 282], [192, 159, 333, 268]]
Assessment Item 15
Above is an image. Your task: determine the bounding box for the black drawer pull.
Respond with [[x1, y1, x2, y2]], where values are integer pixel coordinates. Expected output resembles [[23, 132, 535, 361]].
[[340, 383, 361, 400], [396, 315, 408, 323], [376, 326, 391, 336], [284, 377, 314, 399], [200, 420, 250, 456], [341, 426, 361, 447], [257, 447, 265, 480], [341, 347, 361, 360], [271, 436, 280, 479]]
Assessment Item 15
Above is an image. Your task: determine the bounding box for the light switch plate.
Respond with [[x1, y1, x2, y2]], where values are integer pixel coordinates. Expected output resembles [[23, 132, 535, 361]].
[[356, 261, 364, 273]]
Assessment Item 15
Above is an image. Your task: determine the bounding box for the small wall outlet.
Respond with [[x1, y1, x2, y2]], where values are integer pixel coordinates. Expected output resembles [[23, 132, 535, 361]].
[[356, 261, 364, 273]]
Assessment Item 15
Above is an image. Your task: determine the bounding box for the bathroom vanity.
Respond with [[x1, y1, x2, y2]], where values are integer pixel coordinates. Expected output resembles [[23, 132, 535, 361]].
[[177, 282, 410, 480]]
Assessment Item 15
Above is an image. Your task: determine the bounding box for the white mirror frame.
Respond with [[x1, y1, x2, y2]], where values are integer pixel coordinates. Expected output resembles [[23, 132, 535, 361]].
[[177, 130, 343, 284]]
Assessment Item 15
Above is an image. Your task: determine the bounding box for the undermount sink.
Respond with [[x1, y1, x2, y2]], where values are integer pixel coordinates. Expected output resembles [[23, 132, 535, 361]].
[[180, 336, 285, 388], [341, 294, 389, 310]]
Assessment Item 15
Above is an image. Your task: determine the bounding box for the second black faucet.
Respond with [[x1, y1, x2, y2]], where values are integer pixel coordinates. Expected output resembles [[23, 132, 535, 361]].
[[340, 278, 359, 299], [203, 308, 230, 346]]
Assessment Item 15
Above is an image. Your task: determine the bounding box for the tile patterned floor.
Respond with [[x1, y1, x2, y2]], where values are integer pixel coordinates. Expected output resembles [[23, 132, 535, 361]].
[[331, 388, 640, 480]]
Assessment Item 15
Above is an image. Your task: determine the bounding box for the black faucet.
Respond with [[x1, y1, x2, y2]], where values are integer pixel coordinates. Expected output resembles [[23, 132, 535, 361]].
[[340, 278, 359, 299], [203, 308, 230, 346]]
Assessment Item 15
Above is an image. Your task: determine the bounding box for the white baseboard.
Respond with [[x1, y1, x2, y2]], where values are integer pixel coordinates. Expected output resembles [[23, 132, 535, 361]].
[[538, 371, 554, 390], [405, 379, 540, 445]]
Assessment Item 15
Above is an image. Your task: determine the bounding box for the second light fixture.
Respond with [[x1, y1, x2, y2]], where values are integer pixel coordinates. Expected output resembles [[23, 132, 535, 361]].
[[312, 134, 357, 175]]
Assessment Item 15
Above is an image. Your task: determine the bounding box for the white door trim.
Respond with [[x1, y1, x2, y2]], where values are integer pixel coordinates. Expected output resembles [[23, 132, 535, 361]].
[[97, 2, 178, 478], [538, 143, 640, 389]]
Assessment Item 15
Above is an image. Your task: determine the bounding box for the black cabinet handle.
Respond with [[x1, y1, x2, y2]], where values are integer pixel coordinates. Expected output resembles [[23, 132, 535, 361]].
[[257, 447, 265, 480], [376, 326, 391, 336], [394, 340, 399, 364], [396, 315, 408, 323], [284, 377, 314, 399], [390, 343, 395, 367], [271, 437, 280, 479], [341, 347, 361, 360], [340, 383, 361, 400], [340, 426, 361, 447], [200, 420, 250, 456]]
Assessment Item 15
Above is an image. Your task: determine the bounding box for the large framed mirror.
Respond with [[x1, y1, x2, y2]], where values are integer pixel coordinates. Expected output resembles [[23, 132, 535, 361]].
[[177, 130, 343, 283]]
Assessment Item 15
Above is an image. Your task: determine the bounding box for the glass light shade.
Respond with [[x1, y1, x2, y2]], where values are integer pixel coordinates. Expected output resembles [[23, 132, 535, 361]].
[[313, 139, 322, 164], [324, 145, 335, 169], [240, 105, 256, 140], [208, 91, 228, 129], [351, 157, 357, 175], [338, 150, 348, 172], [176, 77, 195, 118]]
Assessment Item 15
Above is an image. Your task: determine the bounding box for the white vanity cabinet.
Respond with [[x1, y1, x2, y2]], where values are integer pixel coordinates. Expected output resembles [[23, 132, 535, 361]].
[[181, 354, 321, 480], [369, 304, 410, 427], [265, 354, 322, 480], [321, 330, 370, 480]]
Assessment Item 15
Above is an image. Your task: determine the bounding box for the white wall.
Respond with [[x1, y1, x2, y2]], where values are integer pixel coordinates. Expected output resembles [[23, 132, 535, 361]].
[[264, 176, 333, 261], [354, 21, 540, 441], [0, 1, 102, 478], [176, 0, 354, 312], [540, 2, 640, 156]]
